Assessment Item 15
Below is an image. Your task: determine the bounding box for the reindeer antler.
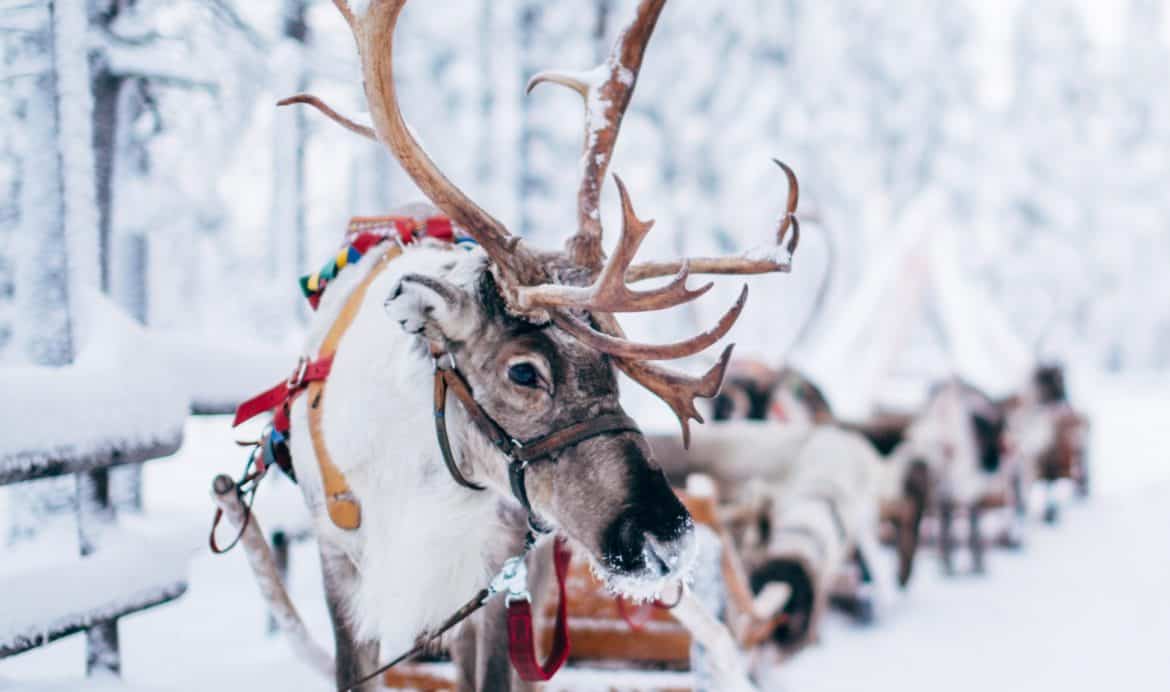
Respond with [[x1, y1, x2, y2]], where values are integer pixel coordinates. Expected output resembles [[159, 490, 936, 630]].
[[530, 1, 804, 437], [286, 0, 802, 445], [528, 0, 669, 271], [626, 160, 802, 282], [286, 0, 547, 293], [516, 176, 712, 313]]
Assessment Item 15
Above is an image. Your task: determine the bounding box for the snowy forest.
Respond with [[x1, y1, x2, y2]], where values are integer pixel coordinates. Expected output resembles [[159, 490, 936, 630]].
[[1, 1, 1168, 691], [1, 0, 1168, 374]]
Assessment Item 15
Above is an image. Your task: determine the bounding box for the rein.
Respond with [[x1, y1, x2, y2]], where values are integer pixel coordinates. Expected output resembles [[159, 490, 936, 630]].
[[344, 348, 640, 689], [342, 534, 572, 691]]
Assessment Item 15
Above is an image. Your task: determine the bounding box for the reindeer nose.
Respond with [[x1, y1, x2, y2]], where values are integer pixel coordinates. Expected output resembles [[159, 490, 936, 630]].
[[601, 513, 693, 577], [599, 440, 694, 577], [643, 531, 692, 577]]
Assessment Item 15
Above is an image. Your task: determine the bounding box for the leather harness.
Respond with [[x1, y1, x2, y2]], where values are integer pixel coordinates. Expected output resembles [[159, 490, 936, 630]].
[[431, 344, 641, 527], [224, 221, 647, 689]]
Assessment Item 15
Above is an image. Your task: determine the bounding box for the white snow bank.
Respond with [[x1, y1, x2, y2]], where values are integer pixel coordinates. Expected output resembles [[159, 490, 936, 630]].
[[0, 291, 187, 464], [152, 332, 295, 414], [0, 678, 152, 692], [0, 523, 196, 652]]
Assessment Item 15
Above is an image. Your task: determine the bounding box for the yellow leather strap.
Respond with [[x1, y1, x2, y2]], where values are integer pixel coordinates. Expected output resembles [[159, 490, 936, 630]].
[[308, 245, 403, 530]]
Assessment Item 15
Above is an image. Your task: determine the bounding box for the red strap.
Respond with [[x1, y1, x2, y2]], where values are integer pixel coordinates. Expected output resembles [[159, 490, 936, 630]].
[[425, 216, 454, 242], [351, 232, 384, 255], [616, 596, 655, 633], [232, 356, 334, 428], [508, 538, 572, 682]]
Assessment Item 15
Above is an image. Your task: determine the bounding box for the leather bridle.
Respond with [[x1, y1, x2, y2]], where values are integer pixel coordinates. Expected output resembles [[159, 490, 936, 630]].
[[431, 345, 641, 529]]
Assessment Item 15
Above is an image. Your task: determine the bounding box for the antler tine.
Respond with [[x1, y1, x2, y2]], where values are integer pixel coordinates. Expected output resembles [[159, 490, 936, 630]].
[[626, 159, 802, 282], [529, 0, 669, 270], [331, 0, 357, 29], [593, 313, 733, 448], [550, 285, 747, 361], [516, 175, 712, 313], [619, 352, 733, 449], [277, 94, 378, 141], [331, 0, 542, 287]]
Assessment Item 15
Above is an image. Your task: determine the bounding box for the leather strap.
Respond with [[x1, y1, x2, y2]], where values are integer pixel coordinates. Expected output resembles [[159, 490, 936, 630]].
[[507, 537, 572, 682], [433, 371, 487, 491], [307, 246, 404, 530], [511, 413, 640, 463], [233, 357, 334, 429], [343, 535, 572, 691], [342, 586, 493, 691], [433, 363, 640, 520]]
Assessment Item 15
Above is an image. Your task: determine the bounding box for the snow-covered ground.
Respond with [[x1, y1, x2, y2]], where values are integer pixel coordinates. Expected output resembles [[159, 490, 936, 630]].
[[772, 383, 1170, 691], [2, 374, 1168, 691]]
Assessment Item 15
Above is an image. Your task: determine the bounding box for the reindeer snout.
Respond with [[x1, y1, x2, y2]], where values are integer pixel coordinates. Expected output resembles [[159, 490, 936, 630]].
[[600, 464, 694, 579], [601, 511, 694, 577], [643, 531, 693, 576]]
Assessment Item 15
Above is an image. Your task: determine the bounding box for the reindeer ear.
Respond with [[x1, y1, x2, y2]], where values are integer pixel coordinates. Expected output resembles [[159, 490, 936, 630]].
[[384, 273, 477, 344]]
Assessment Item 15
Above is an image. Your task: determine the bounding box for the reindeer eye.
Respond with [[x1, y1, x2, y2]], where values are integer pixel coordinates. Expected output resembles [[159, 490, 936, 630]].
[[508, 363, 539, 388]]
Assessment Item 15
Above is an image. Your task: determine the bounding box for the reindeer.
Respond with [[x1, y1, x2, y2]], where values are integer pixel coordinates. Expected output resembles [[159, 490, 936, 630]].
[[1001, 363, 1090, 524], [707, 362, 930, 590], [239, 2, 802, 690], [647, 423, 891, 655]]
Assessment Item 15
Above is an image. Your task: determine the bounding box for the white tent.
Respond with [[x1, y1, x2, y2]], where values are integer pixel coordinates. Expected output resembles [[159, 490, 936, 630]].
[[792, 192, 1033, 421]]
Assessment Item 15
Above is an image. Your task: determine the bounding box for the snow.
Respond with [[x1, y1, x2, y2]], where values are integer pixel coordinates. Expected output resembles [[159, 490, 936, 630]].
[[2, 376, 1167, 691], [798, 196, 1034, 420], [0, 523, 194, 653], [346, 0, 372, 18], [1, 0, 1169, 689], [152, 333, 294, 414], [763, 374, 1170, 692], [0, 291, 187, 462], [742, 243, 794, 266]]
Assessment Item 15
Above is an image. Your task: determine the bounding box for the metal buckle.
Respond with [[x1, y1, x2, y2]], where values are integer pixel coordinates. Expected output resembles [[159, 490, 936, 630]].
[[288, 357, 309, 388], [489, 555, 532, 605], [509, 441, 527, 464]]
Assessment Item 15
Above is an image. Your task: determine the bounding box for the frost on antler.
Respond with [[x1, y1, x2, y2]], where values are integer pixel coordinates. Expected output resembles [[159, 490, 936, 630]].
[[288, 0, 803, 443], [527, 0, 669, 270]]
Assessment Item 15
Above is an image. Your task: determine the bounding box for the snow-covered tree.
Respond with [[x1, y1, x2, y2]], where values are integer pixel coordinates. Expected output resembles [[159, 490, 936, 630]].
[[2, 0, 98, 542], [1096, 0, 1170, 368]]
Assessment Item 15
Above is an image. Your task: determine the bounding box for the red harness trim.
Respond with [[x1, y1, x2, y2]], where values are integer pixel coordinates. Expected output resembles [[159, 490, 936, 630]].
[[508, 537, 572, 682], [232, 356, 334, 431]]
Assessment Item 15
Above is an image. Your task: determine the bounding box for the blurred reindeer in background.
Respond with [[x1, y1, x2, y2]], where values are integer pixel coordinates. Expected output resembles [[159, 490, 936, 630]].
[[1001, 363, 1091, 524]]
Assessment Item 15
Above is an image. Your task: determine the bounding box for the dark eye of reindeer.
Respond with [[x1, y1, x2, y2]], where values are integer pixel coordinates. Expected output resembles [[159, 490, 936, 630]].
[[508, 363, 539, 388]]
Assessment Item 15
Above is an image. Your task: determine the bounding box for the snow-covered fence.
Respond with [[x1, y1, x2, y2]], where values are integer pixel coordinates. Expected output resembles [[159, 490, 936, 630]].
[[0, 438, 189, 674], [0, 293, 191, 676]]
